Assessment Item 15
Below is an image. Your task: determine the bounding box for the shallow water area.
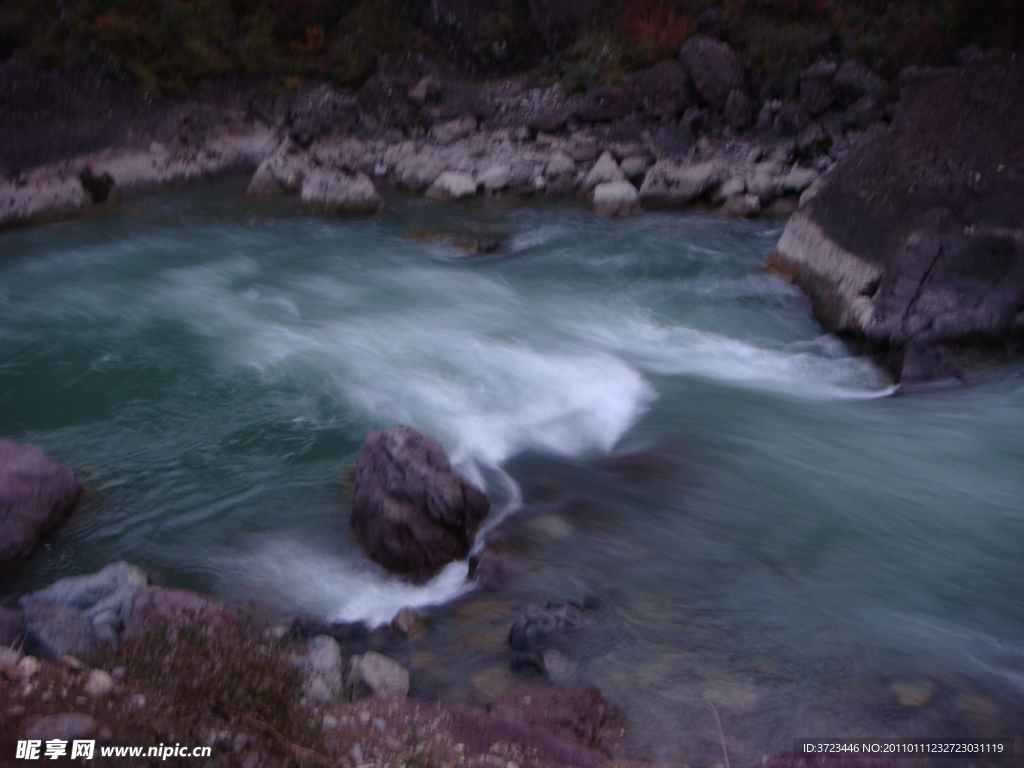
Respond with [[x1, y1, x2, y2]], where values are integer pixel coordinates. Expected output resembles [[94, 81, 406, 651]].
[[1, 180, 1022, 765]]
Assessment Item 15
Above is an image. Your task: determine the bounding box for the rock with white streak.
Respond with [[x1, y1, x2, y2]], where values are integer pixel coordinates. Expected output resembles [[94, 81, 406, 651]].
[[582, 151, 625, 191]]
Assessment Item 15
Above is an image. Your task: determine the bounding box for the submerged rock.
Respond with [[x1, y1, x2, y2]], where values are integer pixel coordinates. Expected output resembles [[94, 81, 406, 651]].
[[349, 651, 410, 699], [0, 439, 83, 566], [350, 425, 490, 581], [508, 602, 585, 651]]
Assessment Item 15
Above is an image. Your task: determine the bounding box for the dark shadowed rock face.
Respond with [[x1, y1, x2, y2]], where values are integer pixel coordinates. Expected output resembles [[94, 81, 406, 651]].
[[678, 35, 744, 111], [350, 426, 490, 582], [770, 60, 1024, 384], [0, 439, 83, 566]]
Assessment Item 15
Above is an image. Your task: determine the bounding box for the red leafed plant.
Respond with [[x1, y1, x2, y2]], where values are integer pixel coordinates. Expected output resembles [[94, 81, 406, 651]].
[[616, 0, 693, 60]]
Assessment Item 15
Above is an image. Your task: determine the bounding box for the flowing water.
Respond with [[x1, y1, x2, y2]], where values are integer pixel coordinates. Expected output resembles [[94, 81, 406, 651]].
[[2, 180, 1023, 765]]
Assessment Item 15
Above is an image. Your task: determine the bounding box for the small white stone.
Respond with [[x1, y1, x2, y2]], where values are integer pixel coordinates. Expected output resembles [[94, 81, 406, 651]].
[[83, 669, 115, 699]]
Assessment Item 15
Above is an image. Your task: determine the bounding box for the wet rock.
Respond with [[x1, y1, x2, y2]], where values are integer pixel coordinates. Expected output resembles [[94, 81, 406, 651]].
[[592, 180, 639, 218], [678, 35, 744, 110], [246, 144, 306, 196], [350, 425, 490, 581], [582, 152, 625, 191], [509, 602, 585, 651], [489, 685, 626, 754], [390, 607, 427, 640], [890, 679, 933, 707], [21, 601, 97, 660], [639, 159, 723, 206], [540, 649, 578, 685], [799, 60, 838, 117], [0, 439, 83, 565], [0, 607, 24, 648], [349, 651, 410, 699], [300, 169, 383, 216], [426, 171, 478, 201]]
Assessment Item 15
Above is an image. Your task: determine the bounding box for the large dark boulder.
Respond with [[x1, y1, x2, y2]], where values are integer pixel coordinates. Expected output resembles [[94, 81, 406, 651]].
[[350, 426, 490, 582], [677, 35, 744, 111], [0, 439, 83, 566], [769, 60, 1024, 384]]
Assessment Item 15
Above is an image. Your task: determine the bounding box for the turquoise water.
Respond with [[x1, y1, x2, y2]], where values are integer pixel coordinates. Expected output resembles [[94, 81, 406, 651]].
[[1, 181, 1022, 765]]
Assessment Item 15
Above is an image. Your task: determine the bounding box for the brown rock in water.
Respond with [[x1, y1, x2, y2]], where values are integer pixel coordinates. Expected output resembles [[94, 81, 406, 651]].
[[350, 426, 490, 582], [0, 439, 83, 566]]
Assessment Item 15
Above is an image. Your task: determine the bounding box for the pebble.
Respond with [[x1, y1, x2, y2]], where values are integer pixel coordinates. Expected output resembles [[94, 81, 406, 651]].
[[349, 744, 364, 763], [84, 669, 115, 698], [19, 655, 40, 678], [6, 705, 26, 718], [110, 665, 126, 680], [322, 714, 339, 729], [233, 732, 250, 752], [358, 709, 371, 725], [372, 716, 387, 733], [131, 693, 146, 709]]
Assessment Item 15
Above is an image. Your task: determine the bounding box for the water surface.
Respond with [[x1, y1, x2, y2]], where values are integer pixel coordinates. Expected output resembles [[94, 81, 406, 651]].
[[1, 181, 1022, 765]]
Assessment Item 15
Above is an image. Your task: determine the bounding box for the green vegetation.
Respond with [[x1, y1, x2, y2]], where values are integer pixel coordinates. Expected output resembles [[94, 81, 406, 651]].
[[1, 0, 1021, 95]]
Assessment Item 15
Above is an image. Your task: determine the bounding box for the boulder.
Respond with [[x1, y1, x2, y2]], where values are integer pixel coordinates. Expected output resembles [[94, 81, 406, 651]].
[[0, 439, 83, 565], [678, 35, 744, 110], [593, 180, 639, 218], [246, 143, 307, 197], [639, 159, 723, 206], [300, 170, 384, 215], [799, 60, 838, 117], [349, 651, 410, 699], [769, 60, 1024, 384], [396, 153, 445, 192], [779, 165, 819, 195], [425, 171, 478, 201], [582, 152, 625, 190], [350, 425, 490, 581]]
